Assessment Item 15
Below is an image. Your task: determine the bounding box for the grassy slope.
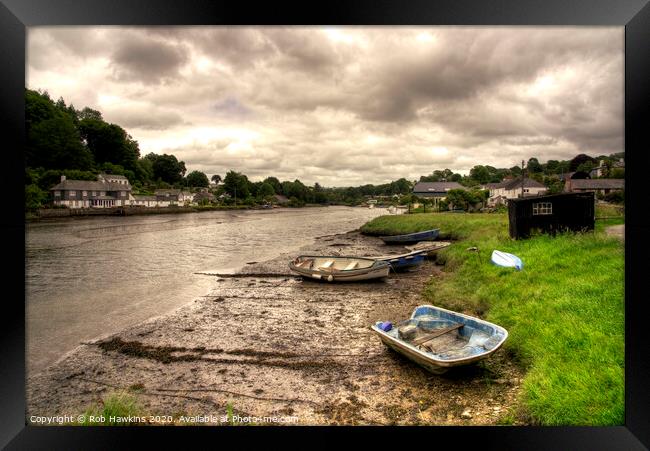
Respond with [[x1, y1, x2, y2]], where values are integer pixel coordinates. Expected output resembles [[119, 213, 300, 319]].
[[360, 212, 624, 425]]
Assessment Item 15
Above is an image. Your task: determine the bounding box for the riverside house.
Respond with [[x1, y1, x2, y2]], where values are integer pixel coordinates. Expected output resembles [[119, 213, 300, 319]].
[[486, 177, 546, 206], [412, 181, 465, 209], [50, 174, 132, 208]]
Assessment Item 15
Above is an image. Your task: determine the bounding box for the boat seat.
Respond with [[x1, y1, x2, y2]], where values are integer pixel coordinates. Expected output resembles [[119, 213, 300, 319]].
[[343, 261, 359, 270], [296, 259, 314, 268], [319, 260, 335, 269]]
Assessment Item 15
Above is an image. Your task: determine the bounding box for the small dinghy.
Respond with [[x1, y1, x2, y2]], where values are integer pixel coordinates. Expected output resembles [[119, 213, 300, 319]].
[[369, 249, 429, 271], [289, 256, 390, 282], [404, 241, 451, 256], [490, 250, 523, 270], [379, 228, 440, 244], [371, 305, 508, 374]]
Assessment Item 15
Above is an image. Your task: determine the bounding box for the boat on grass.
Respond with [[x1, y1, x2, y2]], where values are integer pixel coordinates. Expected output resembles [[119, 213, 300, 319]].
[[379, 228, 440, 244], [371, 305, 508, 374], [404, 241, 451, 256], [490, 250, 523, 270], [289, 255, 390, 282]]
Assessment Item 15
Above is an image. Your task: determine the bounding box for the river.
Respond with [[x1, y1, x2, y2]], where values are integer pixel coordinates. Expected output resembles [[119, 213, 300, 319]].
[[25, 206, 383, 375]]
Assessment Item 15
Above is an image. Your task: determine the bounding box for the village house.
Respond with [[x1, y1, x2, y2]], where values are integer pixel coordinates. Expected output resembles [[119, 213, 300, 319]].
[[152, 189, 195, 206], [193, 191, 216, 204], [565, 178, 624, 196], [589, 158, 625, 178], [50, 173, 132, 208], [487, 177, 546, 206], [412, 181, 466, 209]]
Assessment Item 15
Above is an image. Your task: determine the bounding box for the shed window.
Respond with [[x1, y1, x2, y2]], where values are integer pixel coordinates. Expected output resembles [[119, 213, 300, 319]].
[[533, 202, 552, 215]]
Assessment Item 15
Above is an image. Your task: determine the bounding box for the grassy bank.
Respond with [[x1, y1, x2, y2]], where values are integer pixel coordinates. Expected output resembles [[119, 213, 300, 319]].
[[361, 213, 624, 425]]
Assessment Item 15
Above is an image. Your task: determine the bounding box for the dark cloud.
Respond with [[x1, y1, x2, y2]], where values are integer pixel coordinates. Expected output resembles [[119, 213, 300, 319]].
[[27, 26, 623, 186], [111, 33, 189, 83]]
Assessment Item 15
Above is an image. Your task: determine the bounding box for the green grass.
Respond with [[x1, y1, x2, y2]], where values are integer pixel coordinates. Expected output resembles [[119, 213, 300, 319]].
[[361, 212, 624, 425], [79, 391, 145, 426]]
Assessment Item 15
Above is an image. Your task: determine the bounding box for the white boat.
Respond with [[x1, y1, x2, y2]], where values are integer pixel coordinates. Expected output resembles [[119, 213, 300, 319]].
[[490, 250, 523, 270], [289, 255, 390, 282]]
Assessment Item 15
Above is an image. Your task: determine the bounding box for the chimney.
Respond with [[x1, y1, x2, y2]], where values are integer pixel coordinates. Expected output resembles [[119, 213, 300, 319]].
[[61, 175, 66, 182]]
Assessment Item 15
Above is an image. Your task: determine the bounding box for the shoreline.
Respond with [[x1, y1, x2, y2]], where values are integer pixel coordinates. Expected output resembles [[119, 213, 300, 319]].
[[27, 228, 523, 425], [25, 203, 365, 222]]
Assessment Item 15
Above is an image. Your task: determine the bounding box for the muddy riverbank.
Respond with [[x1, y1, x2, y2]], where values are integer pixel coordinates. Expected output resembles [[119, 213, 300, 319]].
[[27, 230, 524, 425]]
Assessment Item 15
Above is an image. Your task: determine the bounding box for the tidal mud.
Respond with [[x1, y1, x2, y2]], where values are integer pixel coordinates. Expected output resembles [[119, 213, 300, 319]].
[[27, 230, 524, 425]]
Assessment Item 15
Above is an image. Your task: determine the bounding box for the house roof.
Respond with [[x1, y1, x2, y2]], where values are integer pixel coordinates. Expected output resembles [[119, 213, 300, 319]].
[[570, 179, 624, 190], [413, 182, 464, 193], [99, 173, 128, 180], [154, 189, 181, 196], [133, 195, 157, 201], [502, 177, 546, 190], [50, 180, 131, 191]]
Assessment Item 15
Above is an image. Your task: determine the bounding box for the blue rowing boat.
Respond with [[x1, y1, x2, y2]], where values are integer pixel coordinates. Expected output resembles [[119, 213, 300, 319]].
[[370, 249, 428, 271], [379, 228, 440, 244], [371, 305, 508, 374]]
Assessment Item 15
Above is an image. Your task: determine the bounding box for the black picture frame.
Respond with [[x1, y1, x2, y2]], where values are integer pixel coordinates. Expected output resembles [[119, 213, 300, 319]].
[[2, 0, 649, 448]]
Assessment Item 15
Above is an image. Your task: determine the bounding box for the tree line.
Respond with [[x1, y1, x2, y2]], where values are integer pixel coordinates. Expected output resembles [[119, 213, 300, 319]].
[[25, 89, 624, 211]]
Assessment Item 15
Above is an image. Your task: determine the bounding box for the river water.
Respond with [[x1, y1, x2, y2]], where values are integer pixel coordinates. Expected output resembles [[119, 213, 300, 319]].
[[25, 206, 383, 375]]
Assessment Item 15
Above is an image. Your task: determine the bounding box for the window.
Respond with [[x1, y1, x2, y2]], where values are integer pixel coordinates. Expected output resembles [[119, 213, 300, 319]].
[[121, 192, 126, 197], [54, 191, 60, 197], [533, 202, 552, 215], [92, 191, 97, 196], [101, 191, 106, 196], [82, 191, 87, 196], [69, 191, 76, 197]]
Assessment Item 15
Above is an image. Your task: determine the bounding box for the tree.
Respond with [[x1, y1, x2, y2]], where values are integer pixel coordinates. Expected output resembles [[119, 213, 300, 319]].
[[257, 182, 275, 198], [186, 170, 209, 188], [25, 89, 94, 170], [527, 157, 543, 173], [263, 177, 282, 195], [223, 171, 250, 200], [77, 107, 103, 121], [469, 165, 491, 184], [145, 153, 186, 184], [569, 154, 596, 172], [211, 174, 222, 184], [78, 119, 140, 171]]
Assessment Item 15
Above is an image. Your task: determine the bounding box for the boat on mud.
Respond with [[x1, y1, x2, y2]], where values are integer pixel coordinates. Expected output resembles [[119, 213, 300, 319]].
[[371, 305, 508, 374], [289, 255, 391, 282], [369, 249, 428, 271], [379, 228, 439, 244], [404, 241, 451, 256], [490, 250, 523, 270]]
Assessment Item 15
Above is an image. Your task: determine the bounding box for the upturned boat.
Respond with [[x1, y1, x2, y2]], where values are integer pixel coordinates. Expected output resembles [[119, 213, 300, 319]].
[[289, 255, 390, 282], [490, 250, 523, 270], [371, 305, 508, 374]]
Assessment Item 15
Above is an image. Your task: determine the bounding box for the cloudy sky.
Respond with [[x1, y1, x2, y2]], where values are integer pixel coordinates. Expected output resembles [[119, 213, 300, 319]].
[[27, 27, 623, 186]]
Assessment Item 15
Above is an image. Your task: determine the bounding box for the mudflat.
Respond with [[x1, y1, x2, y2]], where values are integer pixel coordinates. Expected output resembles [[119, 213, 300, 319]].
[[27, 230, 523, 425]]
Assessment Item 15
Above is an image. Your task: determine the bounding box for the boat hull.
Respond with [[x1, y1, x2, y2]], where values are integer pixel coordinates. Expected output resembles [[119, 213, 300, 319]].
[[371, 305, 508, 374], [289, 256, 391, 282], [379, 229, 440, 244]]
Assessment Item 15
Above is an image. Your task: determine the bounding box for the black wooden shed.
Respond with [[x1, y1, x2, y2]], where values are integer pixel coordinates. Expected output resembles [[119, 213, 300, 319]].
[[508, 192, 595, 239]]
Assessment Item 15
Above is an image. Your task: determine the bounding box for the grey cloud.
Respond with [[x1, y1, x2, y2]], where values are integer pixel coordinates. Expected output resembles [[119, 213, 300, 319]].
[[110, 33, 189, 83]]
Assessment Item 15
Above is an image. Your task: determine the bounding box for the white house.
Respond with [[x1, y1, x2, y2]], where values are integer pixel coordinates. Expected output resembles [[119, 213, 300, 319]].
[[50, 173, 132, 209], [487, 177, 546, 206]]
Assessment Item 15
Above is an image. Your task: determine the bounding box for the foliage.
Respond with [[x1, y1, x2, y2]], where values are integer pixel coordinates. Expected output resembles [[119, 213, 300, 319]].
[[186, 170, 209, 188], [79, 391, 143, 426], [223, 170, 250, 199], [145, 153, 187, 184], [603, 191, 624, 204], [569, 154, 597, 172], [211, 174, 222, 184], [362, 213, 624, 426], [25, 184, 47, 211]]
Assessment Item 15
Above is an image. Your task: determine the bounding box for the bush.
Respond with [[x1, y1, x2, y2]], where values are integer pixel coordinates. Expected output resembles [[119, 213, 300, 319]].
[[603, 191, 624, 204]]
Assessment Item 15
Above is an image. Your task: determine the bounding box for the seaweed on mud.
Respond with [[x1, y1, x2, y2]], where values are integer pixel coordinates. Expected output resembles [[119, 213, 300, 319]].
[[95, 337, 345, 373]]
